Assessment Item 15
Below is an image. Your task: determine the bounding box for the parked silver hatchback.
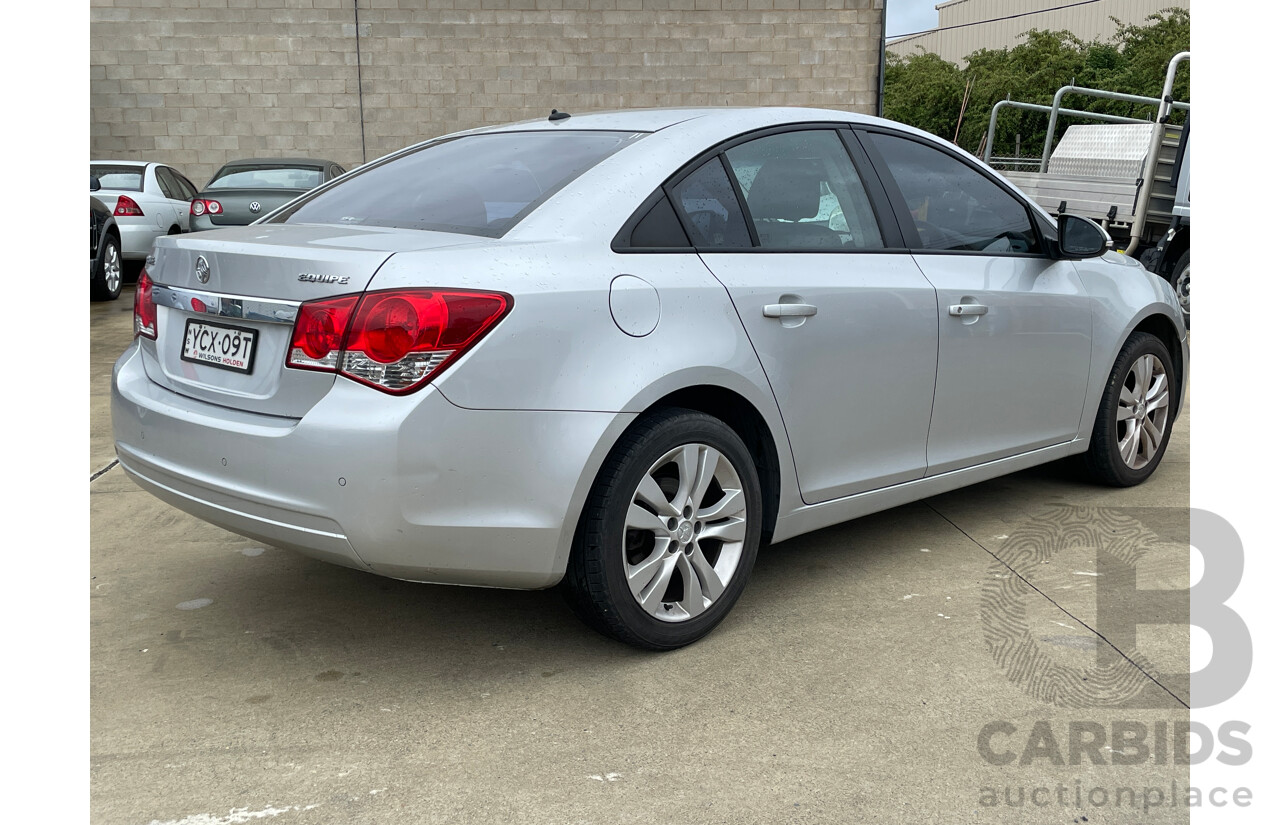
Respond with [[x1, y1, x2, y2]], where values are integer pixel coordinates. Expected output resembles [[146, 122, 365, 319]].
[[112, 108, 1187, 649]]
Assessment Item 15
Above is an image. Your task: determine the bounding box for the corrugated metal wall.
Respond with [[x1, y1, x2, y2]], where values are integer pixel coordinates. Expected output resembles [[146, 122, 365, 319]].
[[888, 0, 1189, 65]]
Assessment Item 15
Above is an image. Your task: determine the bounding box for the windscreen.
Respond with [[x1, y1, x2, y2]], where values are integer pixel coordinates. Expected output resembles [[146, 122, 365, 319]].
[[273, 130, 645, 237], [207, 165, 324, 190], [91, 165, 144, 191]]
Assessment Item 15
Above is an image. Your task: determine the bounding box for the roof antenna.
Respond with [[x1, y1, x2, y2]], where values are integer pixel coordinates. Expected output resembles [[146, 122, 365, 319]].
[[549, 109, 571, 122]]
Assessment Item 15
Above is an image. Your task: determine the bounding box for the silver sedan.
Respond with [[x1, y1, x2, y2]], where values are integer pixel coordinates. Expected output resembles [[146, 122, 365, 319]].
[[112, 108, 1187, 649]]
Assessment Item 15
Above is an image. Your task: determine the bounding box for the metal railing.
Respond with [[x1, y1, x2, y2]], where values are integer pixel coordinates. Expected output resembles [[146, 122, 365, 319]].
[[981, 71, 1190, 173], [1126, 51, 1191, 253]]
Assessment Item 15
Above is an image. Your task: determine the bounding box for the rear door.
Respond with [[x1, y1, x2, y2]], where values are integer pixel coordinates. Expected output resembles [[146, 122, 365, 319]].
[[154, 166, 191, 232], [683, 127, 939, 503], [856, 129, 1093, 475]]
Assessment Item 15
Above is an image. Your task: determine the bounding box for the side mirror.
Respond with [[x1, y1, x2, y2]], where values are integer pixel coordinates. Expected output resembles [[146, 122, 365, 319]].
[[1057, 213, 1110, 258], [90, 175, 101, 192]]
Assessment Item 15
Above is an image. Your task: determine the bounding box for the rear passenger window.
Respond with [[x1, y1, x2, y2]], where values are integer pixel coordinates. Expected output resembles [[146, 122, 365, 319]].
[[725, 130, 884, 250], [669, 158, 752, 249], [628, 193, 691, 249], [867, 132, 1040, 254], [155, 167, 180, 200]]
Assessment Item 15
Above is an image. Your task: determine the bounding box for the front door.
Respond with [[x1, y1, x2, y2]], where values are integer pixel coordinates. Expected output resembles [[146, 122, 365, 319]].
[[858, 130, 1093, 475]]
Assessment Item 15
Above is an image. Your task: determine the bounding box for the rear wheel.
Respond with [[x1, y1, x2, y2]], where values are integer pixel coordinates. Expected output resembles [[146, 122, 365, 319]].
[[562, 408, 762, 649], [91, 235, 123, 301], [1083, 332, 1177, 486]]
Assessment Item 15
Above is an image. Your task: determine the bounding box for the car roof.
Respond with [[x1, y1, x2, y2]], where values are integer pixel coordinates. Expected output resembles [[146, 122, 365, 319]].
[[219, 158, 339, 168], [466, 106, 884, 135], [90, 160, 155, 167]]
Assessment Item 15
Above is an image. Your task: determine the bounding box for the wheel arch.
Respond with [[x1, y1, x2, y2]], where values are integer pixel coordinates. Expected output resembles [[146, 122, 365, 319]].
[[1089, 309, 1184, 432], [1131, 312, 1184, 419], [557, 379, 790, 584], [643, 385, 783, 547]]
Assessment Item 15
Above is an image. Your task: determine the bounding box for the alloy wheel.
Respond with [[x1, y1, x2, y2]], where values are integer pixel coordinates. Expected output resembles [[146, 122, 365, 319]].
[[104, 243, 122, 294], [622, 443, 747, 623], [1116, 353, 1170, 470]]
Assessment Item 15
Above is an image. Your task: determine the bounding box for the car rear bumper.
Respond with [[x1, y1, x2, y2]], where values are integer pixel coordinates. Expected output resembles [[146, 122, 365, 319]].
[[118, 222, 162, 259], [111, 342, 627, 589]]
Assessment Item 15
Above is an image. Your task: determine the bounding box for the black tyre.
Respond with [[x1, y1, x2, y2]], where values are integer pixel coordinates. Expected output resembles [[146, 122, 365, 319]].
[[91, 234, 123, 302], [1083, 332, 1177, 487], [562, 408, 763, 650], [1169, 250, 1190, 328]]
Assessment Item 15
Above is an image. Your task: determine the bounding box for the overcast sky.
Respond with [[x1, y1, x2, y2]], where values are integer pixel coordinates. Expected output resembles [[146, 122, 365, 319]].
[[886, 0, 941, 40]]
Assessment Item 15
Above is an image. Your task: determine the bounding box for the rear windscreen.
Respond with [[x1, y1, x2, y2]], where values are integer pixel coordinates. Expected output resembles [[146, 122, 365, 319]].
[[207, 165, 324, 190], [91, 165, 144, 191], [273, 130, 645, 237]]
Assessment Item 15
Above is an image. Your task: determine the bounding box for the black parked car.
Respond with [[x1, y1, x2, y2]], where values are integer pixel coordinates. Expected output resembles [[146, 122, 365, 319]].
[[91, 175, 123, 301]]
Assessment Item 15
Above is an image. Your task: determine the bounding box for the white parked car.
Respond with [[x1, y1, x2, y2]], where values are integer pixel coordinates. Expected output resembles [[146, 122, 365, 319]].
[[89, 161, 200, 262]]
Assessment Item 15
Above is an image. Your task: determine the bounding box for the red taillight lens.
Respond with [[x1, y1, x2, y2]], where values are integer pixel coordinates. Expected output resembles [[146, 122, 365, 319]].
[[114, 195, 144, 217], [206, 199, 223, 215], [285, 289, 511, 394], [287, 295, 359, 370], [190, 199, 206, 216], [134, 269, 157, 339]]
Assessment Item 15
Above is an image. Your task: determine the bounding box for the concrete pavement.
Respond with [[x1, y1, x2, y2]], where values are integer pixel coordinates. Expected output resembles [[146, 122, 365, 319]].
[[91, 288, 1191, 824]]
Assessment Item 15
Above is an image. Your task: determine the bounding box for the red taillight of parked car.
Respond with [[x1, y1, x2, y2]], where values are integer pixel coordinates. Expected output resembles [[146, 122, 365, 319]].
[[114, 195, 144, 217], [190, 199, 222, 217], [287, 295, 359, 371], [134, 269, 157, 340], [286, 289, 511, 394]]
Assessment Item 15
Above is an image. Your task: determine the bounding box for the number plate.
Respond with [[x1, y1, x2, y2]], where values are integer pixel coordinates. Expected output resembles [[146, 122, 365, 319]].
[[181, 319, 258, 374]]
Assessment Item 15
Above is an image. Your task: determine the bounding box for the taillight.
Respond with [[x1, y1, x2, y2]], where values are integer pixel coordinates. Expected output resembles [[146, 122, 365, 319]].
[[286, 289, 511, 394], [287, 295, 359, 371], [114, 195, 144, 217], [134, 269, 157, 339], [190, 199, 222, 216]]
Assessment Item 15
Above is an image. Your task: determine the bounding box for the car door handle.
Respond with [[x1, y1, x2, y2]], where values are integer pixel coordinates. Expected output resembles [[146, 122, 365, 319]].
[[948, 303, 989, 317], [763, 303, 818, 318]]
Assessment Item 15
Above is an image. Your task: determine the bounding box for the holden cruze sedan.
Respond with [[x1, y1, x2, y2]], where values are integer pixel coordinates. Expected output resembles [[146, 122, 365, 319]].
[[112, 108, 1186, 649]]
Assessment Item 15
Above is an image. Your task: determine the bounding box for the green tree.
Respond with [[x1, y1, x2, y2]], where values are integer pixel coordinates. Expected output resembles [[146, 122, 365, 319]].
[[883, 9, 1191, 158], [881, 51, 966, 140]]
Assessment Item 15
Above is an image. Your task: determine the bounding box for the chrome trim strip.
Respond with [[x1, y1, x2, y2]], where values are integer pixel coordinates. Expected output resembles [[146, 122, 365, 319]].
[[152, 284, 300, 324]]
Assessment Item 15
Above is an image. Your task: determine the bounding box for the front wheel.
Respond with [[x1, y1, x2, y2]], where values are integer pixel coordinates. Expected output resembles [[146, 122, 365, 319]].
[[562, 408, 763, 650], [1083, 332, 1177, 487]]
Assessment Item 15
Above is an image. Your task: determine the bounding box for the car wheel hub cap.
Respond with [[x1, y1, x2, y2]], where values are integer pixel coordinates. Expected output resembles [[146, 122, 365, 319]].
[[623, 443, 748, 623], [1116, 353, 1170, 470], [104, 244, 121, 292]]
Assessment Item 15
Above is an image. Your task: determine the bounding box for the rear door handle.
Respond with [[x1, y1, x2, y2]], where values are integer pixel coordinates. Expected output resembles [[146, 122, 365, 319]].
[[763, 303, 818, 318], [948, 303, 989, 317]]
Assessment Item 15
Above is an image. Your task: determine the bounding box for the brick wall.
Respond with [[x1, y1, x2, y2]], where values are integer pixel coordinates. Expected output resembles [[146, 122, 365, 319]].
[[90, 0, 884, 187]]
